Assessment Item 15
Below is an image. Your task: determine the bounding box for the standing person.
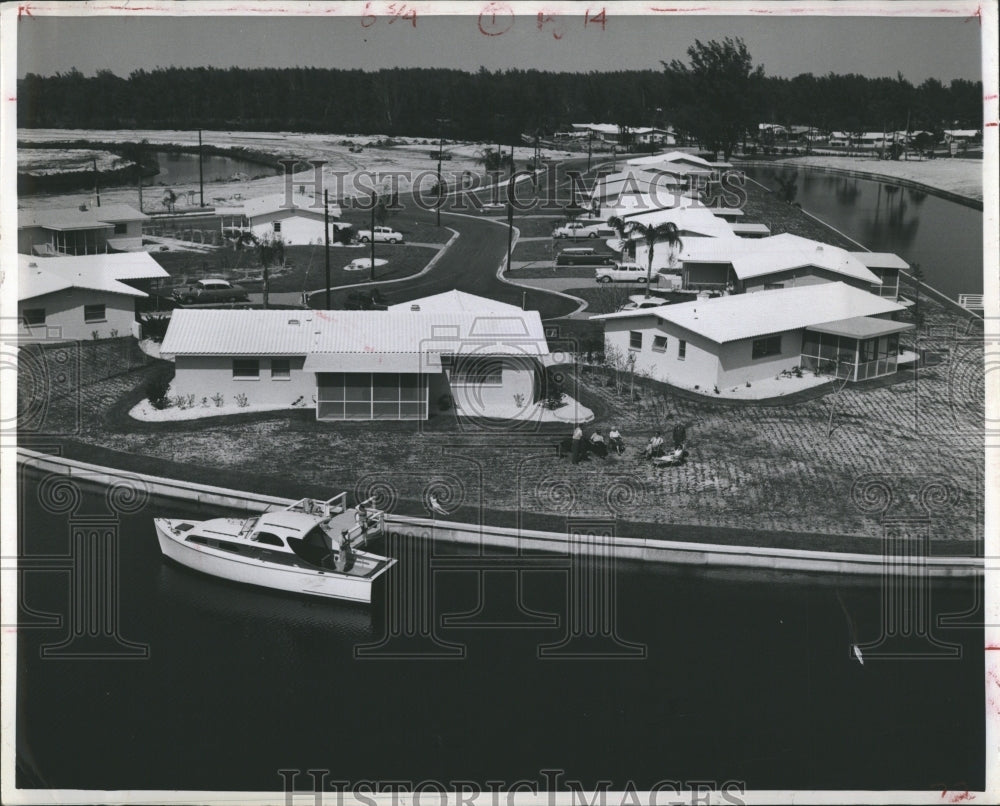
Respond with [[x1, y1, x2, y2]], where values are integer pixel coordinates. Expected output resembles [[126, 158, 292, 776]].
[[609, 425, 624, 455], [355, 501, 369, 544], [672, 422, 687, 451], [571, 423, 584, 463], [335, 530, 356, 572]]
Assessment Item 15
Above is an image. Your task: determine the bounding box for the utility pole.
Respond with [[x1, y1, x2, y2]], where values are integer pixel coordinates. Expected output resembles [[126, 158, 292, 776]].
[[198, 129, 205, 207], [369, 190, 376, 283], [324, 189, 331, 309], [92, 158, 101, 207], [436, 129, 443, 228], [506, 177, 514, 275]]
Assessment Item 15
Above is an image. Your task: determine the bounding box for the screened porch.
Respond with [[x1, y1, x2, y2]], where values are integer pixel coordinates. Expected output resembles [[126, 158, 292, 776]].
[[800, 317, 914, 382]]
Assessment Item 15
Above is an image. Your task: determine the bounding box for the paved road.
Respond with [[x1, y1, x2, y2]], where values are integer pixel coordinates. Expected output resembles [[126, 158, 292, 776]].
[[316, 158, 599, 320]]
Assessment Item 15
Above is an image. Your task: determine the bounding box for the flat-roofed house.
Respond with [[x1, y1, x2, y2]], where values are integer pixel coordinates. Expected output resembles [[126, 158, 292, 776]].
[[18, 203, 149, 256], [592, 282, 912, 390], [160, 292, 561, 421], [17, 252, 167, 341]]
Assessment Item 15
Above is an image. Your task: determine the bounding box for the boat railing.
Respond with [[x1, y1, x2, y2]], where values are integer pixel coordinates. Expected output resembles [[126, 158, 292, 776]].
[[286, 493, 348, 518]]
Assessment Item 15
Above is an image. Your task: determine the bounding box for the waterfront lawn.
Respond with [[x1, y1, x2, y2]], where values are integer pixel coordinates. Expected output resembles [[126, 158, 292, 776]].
[[24, 284, 984, 551]]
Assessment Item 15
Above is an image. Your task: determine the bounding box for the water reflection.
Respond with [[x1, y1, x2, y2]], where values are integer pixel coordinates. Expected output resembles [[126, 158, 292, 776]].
[[743, 165, 982, 299]]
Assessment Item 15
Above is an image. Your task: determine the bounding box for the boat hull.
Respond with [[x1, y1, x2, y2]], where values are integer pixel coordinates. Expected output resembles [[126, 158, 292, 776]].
[[154, 519, 389, 604]]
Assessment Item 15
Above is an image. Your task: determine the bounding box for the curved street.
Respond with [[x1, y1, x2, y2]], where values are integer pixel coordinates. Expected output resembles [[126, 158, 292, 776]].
[[316, 158, 595, 319]]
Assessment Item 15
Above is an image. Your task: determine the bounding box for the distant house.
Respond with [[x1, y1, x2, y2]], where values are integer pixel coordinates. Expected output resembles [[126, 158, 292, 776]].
[[625, 209, 738, 266], [17, 252, 168, 341], [943, 129, 980, 143], [219, 191, 347, 246], [18, 203, 149, 256], [160, 291, 562, 421], [592, 282, 913, 390], [673, 234, 902, 297]]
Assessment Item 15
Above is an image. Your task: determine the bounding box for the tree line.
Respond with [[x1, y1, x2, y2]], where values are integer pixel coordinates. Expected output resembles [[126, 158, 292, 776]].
[[18, 58, 981, 144]]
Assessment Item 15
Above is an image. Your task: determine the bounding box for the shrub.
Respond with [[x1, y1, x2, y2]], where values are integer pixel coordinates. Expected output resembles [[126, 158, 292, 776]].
[[201, 397, 209, 408], [212, 393, 225, 407], [146, 376, 172, 410], [235, 392, 249, 408]]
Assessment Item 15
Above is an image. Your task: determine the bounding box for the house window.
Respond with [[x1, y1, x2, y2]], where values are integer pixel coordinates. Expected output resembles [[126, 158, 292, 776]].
[[271, 358, 291, 380], [22, 308, 46, 327], [84, 304, 106, 323], [652, 335, 668, 353], [752, 335, 782, 359], [273, 221, 282, 233], [113, 223, 128, 235], [232, 358, 260, 379], [678, 340, 686, 360], [763, 282, 784, 290], [450, 358, 503, 386], [629, 331, 643, 351], [316, 372, 427, 420]]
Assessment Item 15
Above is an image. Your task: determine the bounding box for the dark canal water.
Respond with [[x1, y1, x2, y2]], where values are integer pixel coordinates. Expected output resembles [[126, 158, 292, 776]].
[[16, 471, 984, 793], [742, 165, 984, 302], [141, 149, 272, 186]]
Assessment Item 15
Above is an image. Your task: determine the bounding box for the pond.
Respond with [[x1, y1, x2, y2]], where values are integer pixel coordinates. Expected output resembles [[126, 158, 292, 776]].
[[741, 164, 984, 301], [143, 149, 274, 186]]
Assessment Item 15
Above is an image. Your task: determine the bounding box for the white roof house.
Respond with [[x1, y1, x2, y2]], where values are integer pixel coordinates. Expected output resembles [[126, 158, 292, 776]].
[[677, 233, 883, 286], [592, 282, 903, 342], [18, 203, 150, 255], [623, 207, 737, 239], [161, 292, 563, 421], [17, 252, 163, 341], [221, 192, 345, 246]]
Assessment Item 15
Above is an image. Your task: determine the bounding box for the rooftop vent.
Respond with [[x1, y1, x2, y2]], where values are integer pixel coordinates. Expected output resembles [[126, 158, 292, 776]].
[[288, 319, 300, 326], [410, 304, 421, 311], [78, 204, 89, 212]]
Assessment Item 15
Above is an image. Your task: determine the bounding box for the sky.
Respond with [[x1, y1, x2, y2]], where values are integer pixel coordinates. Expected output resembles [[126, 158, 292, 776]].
[[15, 5, 985, 84]]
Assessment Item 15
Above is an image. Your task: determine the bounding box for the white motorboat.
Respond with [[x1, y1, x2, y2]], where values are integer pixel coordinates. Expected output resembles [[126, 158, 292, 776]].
[[153, 494, 395, 604]]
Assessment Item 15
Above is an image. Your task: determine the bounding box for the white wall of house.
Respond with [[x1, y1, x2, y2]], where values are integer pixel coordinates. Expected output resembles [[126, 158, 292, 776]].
[[18, 288, 137, 341], [172, 355, 313, 405], [740, 267, 870, 294], [249, 210, 331, 245], [716, 330, 804, 387], [447, 359, 539, 417], [604, 318, 807, 390], [604, 318, 721, 389]]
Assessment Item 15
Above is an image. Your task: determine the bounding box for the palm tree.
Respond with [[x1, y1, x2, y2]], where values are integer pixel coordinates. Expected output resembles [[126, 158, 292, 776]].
[[606, 215, 632, 260], [613, 219, 683, 297]]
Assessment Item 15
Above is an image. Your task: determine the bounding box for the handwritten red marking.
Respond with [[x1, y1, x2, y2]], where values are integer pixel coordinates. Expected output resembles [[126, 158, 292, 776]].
[[537, 11, 565, 39], [986, 644, 1000, 649], [478, 2, 514, 36], [361, 2, 376, 27], [986, 122, 998, 128], [7, 97, 16, 102], [985, 94, 998, 101], [948, 792, 974, 803], [18, 3, 33, 18], [584, 7, 606, 29]]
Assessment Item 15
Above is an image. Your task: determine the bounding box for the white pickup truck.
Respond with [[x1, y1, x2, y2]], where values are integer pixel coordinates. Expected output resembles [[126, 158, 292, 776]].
[[357, 226, 404, 244]]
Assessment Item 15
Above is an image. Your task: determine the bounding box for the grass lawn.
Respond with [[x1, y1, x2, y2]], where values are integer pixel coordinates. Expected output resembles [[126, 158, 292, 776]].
[[21, 281, 984, 553], [152, 243, 440, 294], [336, 211, 451, 244], [511, 217, 564, 238]]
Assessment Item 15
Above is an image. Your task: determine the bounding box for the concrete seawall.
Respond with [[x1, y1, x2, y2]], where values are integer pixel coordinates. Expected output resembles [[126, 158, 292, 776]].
[[17, 447, 982, 578]]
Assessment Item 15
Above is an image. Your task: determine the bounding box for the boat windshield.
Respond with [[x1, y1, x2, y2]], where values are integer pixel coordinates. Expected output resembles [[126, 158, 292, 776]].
[[287, 525, 335, 568]]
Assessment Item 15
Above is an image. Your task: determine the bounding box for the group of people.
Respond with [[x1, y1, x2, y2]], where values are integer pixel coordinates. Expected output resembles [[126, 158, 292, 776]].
[[570, 424, 626, 462], [569, 422, 687, 464]]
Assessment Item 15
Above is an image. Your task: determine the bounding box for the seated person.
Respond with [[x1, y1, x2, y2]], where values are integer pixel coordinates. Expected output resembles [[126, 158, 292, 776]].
[[644, 432, 665, 458], [588, 430, 608, 459], [608, 426, 625, 455]]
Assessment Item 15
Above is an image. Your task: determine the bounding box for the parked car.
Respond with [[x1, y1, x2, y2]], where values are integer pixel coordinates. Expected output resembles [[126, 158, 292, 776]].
[[172, 278, 249, 305], [357, 226, 404, 244], [617, 294, 669, 311], [595, 263, 658, 284], [556, 247, 616, 267], [552, 220, 614, 239]]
